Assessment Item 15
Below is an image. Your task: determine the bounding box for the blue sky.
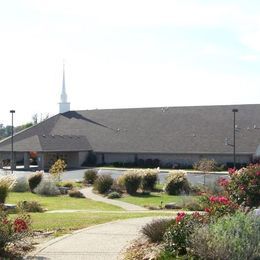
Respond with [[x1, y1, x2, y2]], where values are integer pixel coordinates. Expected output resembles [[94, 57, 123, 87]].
[[0, 0, 260, 125]]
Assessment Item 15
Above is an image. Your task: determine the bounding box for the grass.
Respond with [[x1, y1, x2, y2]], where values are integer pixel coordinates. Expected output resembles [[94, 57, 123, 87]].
[[6, 192, 121, 211], [6, 191, 183, 236], [28, 211, 174, 234], [118, 192, 198, 208]]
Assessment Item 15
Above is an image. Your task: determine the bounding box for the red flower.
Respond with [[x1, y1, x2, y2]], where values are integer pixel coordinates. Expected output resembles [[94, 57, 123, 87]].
[[209, 196, 217, 202], [205, 208, 211, 213], [176, 212, 186, 223], [13, 218, 28, 233]]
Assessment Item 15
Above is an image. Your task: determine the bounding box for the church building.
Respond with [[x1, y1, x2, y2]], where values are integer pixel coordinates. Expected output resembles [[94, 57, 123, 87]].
[[0, 67, 259, 170]]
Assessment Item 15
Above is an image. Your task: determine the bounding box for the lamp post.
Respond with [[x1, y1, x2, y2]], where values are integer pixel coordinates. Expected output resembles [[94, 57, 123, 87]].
[[232, 109, 238, 168], [225, 109, 239, 169], [10, 110, 15, 173]]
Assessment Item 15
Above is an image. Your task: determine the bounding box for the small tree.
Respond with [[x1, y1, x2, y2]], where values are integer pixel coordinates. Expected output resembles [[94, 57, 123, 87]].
[[49, 159, 67, 181], [194, 159, 217, 185]]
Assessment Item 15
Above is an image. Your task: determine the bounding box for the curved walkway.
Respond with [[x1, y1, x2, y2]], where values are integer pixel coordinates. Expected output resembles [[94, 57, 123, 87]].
[[80, 187, 148, 211], [30, 217, 160, 260]]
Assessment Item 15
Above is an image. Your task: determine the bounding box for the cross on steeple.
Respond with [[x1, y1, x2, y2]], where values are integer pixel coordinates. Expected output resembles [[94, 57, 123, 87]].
[[59, 62, 70, 113]]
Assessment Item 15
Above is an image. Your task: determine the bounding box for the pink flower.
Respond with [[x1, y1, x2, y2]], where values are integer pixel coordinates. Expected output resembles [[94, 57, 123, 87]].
[[176, 212, 186, 223], [209, 196, 230, 205], [228, 168, 236, 175], [218, 177, 230, 187]]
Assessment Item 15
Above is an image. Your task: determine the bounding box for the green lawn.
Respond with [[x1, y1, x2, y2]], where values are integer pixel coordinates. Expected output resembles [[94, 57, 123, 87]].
[[6, 191, 184, 236], [7, 192, 121, 211], [29, 211, 174, 234], [118, 192, 198, 208]]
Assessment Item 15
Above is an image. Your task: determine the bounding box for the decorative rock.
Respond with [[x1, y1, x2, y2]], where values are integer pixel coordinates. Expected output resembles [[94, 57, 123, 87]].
[[4, 203, 16, 211], [164, 203, 182, 209], [58, 186, 70, 194]]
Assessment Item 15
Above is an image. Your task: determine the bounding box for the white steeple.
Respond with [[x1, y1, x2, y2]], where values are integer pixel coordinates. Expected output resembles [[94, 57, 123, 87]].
[[59, 63, 70, 113]]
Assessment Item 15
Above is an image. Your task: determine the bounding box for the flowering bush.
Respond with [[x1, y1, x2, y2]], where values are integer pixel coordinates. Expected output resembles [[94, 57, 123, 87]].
[[200, 195, 238, 218], [224, 164, 260, 207], [163, 211, 208, 256], [0, 210, 31, 256]]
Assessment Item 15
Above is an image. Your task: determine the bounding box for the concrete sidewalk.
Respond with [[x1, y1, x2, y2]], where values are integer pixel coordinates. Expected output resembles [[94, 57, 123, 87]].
[[80, 187, 148, 211], [30, 217, 158, 260]]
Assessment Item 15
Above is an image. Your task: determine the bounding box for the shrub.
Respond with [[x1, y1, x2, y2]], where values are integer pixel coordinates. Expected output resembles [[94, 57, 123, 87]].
[[28, 171, 43, 192], [141, 169, 158, 192], [224, 164, 260, 207], [93, 174, 113, 194], [0, 211, 31, 256], [190, 212, 260, 260], [68, 189, 84, 198], [163, 212, 207, 256], [12, 177, 30, 192], [164, 171, 190, 195], [199, 194, 238, 218], [0, 176, 16, 203], [122, 170, 142, 195], [113, 175, 125, 191], [34, 177, 60, 196], [141, 218, 174, 242], [84, 169, 98, 184], [17, 200, 44, 212], [107, 191, 121, 199], [49, 159, 67, 181]]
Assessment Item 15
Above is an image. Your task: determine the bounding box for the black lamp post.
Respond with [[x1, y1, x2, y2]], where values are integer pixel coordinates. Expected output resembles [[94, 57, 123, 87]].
[[225, 109, 239, 169], [232, 109, 238, 168], [10, 110, 15, 173]]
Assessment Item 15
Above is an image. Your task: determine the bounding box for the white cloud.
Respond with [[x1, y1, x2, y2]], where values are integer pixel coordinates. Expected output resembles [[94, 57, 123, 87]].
[[240, 31, 260, 52], [23, 0, 237, 28], [239, 55, 258, 61]]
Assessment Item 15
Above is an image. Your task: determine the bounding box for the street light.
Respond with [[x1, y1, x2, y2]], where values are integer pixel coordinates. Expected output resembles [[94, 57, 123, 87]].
[[232, 109, 238, 168], [10, 110, 15, 173], [225, 109, 239, 168]]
